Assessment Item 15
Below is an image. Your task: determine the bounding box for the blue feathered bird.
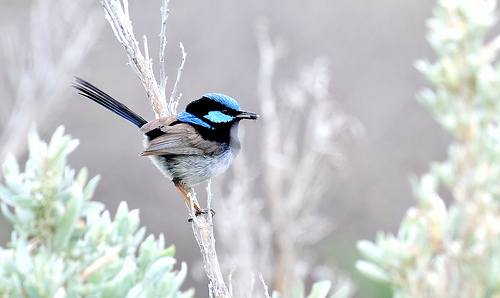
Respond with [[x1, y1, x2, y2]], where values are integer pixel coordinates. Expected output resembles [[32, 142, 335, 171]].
[[72, 77, 258, 215]]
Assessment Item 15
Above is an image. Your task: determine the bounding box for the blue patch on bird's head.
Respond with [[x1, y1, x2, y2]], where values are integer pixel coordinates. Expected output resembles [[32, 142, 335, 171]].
[[203, 93, 241, 111], [204, 110, 235, 123], [177, 111, 213, 129], [179, 93, 244, 130]]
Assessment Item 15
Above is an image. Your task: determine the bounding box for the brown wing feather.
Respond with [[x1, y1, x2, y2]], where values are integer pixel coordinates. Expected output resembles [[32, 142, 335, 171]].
[[139, 116, 177, 132], [139, 116, 221, 156]]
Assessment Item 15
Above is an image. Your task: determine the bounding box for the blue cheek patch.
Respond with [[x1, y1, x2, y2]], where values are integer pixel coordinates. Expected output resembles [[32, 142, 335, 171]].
[[177, 111, 213, 129], [204, 111, 235, 123]]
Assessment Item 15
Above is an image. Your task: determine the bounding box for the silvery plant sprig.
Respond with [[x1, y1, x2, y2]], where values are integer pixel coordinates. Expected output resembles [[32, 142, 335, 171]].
[[357, 0, 500, 296], [0, 126, 193, 297]]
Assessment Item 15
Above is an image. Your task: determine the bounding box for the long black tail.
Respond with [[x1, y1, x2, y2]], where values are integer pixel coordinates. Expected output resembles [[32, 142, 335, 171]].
[[72, 77, 148, 128]]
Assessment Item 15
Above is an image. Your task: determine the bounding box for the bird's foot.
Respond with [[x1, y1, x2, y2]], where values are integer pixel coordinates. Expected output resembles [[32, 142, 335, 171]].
[[187, 208, 216, 222]]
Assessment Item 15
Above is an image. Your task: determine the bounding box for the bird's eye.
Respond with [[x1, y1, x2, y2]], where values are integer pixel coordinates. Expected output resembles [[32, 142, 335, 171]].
[[221, 109, 229, 114]]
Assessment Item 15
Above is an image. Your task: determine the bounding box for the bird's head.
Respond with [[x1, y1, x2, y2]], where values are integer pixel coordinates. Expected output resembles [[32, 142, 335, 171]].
[[177, 93, 259, 133]]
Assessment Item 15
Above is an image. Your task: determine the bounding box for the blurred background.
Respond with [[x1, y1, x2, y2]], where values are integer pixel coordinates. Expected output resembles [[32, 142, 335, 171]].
[[0, 0, 450, 296]]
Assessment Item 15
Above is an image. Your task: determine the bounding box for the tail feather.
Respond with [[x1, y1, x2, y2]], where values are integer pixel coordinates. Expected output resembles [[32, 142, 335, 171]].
[[72, 77, 148, 128]]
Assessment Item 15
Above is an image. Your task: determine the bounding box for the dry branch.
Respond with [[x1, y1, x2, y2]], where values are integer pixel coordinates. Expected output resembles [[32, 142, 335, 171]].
[[99, 0, 229, 296]]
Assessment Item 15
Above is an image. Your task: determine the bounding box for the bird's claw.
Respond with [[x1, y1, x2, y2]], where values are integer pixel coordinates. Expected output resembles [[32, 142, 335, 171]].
[[187, 208, 216, 222]]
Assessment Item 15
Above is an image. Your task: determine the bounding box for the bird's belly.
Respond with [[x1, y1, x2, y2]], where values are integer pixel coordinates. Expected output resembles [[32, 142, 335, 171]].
[[148, 149, 235, 187]]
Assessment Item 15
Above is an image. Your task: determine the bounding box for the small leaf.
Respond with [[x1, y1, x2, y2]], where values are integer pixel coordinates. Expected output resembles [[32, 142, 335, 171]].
[[1, 203, 16, 224], [168, 261, 188, 295], [117, 210, 134, 237], [125, 284, 143, 298], [13, 195, 36, 208], [306, 280, 331, 298], [54, 192, 82, 252], [102, 257, 137, 297], [2, 154, 20, 179], [76, 167, 89, 187], [15, 207, 35, 225], [356, 240, 384, 263], [115, 201, 130, 221], [355, 260, 391, 283], [0, 185, 15, 207], [131, 227, 147, 249], [81, 201, 105, 217], [47, 138, 80, 170], [163, 245, 175, 258], [143, 256, 176, 283], [82, 175, 100, 202], [330, 283, 352, 298]]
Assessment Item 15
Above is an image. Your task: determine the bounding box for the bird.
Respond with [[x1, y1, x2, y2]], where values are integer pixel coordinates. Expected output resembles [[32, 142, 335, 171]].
[[72, 77, 258, 215]]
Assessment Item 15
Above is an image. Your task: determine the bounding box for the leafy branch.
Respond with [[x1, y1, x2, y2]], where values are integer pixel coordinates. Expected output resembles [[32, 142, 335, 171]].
[[0, 126, 193, 297], [357, 0, 500, 296]]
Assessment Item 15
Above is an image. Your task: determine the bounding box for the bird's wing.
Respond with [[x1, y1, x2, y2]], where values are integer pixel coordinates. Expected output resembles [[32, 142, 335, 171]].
[[139, 117, 221, 156]]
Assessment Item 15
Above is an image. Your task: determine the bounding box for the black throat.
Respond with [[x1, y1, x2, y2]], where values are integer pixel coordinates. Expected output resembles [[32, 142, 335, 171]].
[[191, 121, 238, 144]]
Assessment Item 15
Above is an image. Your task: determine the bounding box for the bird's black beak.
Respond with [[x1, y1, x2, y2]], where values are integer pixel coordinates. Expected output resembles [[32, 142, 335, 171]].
[[236, 110, 259, 120]]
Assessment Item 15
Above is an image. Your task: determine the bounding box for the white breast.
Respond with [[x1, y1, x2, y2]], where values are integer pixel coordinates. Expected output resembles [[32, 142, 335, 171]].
[[147, 147, 236, 187]]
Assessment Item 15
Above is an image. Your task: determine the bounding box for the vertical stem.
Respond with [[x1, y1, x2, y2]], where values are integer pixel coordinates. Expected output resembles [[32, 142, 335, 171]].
[[187, 182, 229, 297]]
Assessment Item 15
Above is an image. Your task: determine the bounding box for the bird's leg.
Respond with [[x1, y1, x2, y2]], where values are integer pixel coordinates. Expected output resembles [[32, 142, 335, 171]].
[[173, 181, 215, 217], [174, 182, 203, 214]]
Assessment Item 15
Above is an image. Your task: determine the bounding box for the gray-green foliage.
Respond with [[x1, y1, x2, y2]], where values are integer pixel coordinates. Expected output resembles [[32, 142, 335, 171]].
[[356, 0, 500, 297], [267, 280, 350, 298], [305, 280, 351, 298], [0, 126, 193, 297]]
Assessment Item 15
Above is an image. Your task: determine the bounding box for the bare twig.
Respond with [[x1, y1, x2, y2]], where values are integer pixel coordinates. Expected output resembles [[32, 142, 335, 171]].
[[187, 181, 229, 297], [80, 246, 122, 281], [159, 0, 170, 101], [260, 273, 271, 298], [100, 0, 167, 117], [168, 43, 186, 116]]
